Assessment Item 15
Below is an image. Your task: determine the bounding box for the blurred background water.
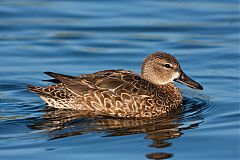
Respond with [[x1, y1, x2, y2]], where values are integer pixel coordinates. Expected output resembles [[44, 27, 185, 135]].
[[0, 0, 239, 160]]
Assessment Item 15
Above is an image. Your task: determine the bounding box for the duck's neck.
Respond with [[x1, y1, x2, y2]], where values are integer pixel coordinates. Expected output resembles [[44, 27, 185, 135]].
[[158, 82, 183, 107]]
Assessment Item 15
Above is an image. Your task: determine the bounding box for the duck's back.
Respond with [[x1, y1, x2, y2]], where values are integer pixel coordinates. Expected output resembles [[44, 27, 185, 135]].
[[28, 69, 182, 118]]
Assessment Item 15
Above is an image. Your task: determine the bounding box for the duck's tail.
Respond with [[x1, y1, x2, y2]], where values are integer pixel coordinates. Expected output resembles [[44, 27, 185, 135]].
[[27, 85, 44, 94]]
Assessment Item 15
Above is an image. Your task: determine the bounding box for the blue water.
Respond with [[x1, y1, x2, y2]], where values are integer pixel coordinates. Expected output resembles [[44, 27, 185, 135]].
[[0, 0, 239, 159]]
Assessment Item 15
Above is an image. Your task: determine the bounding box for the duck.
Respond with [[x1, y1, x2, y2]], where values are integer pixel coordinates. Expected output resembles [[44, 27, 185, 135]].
[[28, 51, 203, 118]]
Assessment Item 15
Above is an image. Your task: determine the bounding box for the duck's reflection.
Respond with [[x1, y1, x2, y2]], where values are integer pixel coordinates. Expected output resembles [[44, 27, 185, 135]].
[[29, 98, 205, 160]]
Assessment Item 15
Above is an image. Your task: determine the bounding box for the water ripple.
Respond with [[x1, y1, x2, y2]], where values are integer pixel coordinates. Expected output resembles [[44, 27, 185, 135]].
[[0, 0, 239, 159]]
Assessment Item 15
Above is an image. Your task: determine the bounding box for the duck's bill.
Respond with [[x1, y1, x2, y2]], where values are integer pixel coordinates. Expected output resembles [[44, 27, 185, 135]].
[[174, 71, 203, 90]]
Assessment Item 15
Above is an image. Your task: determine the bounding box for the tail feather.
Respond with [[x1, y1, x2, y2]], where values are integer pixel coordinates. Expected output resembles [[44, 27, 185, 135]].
[[28, 83, 69, 96], [27, 85, 42, 93]]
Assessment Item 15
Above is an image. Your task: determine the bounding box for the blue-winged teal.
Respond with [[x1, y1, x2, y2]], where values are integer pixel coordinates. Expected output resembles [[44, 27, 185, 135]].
[[28, 51, 203, 118]]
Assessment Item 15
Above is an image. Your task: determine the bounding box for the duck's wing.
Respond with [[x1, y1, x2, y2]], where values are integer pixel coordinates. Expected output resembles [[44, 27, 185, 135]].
[[43, 72, 79, 85], [93, 70, 151, 96], [41, 70, 146, 96], [42, 71, 95, 94]]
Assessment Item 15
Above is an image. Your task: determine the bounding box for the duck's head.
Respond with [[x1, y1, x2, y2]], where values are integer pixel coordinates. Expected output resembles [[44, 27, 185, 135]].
[[141, 51, 203, 90]]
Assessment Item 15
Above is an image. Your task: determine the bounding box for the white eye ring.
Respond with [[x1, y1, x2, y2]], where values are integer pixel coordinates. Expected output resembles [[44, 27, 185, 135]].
[[164, 63, 172, 68]]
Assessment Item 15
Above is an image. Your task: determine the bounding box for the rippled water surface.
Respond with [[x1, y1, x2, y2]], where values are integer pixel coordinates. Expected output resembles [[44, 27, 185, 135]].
[[0, 0, 239, 160]]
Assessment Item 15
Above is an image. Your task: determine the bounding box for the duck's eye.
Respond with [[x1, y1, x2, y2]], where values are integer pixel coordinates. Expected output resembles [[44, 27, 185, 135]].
[[164, 63, 172, 68]]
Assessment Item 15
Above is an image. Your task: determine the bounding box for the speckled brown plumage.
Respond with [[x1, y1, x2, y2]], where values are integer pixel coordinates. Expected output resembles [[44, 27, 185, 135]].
[[28, 51, 203, 118]]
